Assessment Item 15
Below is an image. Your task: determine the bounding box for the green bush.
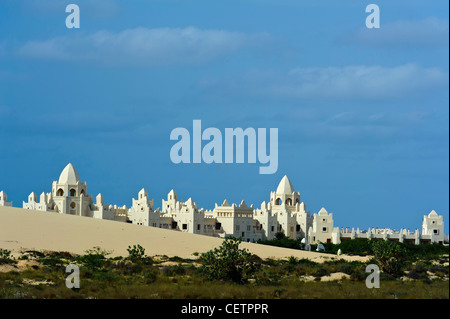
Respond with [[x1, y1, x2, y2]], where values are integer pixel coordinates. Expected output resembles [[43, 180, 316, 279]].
[[371, 240, 408, 277], [275, 232, 286, 240], [127, 244, 151, 264], [77, 246, 112, 271], [199, 237, 261, 284], [0, 249, 16, 265]]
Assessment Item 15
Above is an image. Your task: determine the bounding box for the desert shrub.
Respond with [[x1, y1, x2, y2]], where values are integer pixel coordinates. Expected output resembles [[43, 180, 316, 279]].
[[77, 246, 112, 271], [312, 266, 330, 278], [324, 239, 373, 256], [379, 272, 396, 281], [263, 258, 283, 267], [287, 256, 298, 265], [143, 268, 159, 284], [428, 266, 448, 275], [400, 243, 449, 260], [297, 258, 319, 267], [350, 270, 365, 281], [257, 236, 304, 251], [406, 270, 427, 280], [0, 249, 16, 265], [199, 237, 261, 284], [39, 257, 65, 268], [371, 240, 408, 277], [336, 262, 354, 275], [127, 244, 151, 264], [24, 250, 45, 258]]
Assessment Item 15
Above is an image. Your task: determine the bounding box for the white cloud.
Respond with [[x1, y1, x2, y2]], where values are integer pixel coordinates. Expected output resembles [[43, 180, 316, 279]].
[[248, 64, 448, 100], [339, 17, 449, 48], [17, 27, 270, 66]]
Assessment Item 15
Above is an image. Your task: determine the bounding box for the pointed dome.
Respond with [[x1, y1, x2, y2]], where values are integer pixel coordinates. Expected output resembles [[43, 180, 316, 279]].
[[276, 175, 295, 194], [58, 163, 81, 184]]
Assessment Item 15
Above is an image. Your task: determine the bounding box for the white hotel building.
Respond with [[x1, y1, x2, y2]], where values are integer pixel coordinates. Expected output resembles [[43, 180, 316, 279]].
[[0, 163, 445, 245]]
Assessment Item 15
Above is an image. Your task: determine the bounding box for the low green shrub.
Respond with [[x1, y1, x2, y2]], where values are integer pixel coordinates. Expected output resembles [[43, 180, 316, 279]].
[[76, 246, 112, 271], [127, 244, 152, 264], [199, 237, 261, 284], [0, 249, 16, 265], [371, 240, 408, 277]]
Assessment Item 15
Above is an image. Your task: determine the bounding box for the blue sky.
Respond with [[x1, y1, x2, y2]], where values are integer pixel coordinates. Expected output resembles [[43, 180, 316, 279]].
[[0, 0, 448, 233]]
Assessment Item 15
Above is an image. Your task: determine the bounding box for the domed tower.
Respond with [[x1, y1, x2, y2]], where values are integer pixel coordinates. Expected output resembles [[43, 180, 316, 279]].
[[270, 175, 301, 208], [51, 163, 91, 216], [52, 163, 87, 198]]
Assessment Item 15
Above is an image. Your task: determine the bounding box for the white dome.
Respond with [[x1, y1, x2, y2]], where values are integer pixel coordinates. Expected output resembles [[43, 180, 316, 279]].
[[276, 175, 295, 194], [58, 163, 81, 184]]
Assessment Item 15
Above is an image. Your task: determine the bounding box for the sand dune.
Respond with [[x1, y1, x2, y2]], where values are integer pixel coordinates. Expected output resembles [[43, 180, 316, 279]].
[[0, 206, 367, 262]]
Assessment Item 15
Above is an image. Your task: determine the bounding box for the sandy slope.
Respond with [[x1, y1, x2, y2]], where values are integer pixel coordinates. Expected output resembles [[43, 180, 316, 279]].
[[0, 206, 367, 262]]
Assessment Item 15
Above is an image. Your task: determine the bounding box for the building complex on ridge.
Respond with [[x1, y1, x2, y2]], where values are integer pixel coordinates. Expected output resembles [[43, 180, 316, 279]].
[[0, 163, 445, 245]]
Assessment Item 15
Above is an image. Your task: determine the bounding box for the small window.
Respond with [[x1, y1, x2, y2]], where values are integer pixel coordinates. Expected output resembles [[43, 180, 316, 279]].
[[271, 226, 274, 232], [247, 225, 251, 231], [322, 227, 327, 232], [197, 224, 201, 231], [70, 202, 76, 209], [296, 225, 301, 232], [434, 229, 439, 234], [236, 225, 240, 231], [322, 218, 326, 222], [242, 232, 245, 238], [182, 224, 188, 230], [215, 222, 221, 230]]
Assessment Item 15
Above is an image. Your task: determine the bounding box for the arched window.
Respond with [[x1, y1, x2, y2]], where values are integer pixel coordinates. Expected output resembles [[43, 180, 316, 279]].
[[285, 198, 292, 205], [70, 189, 76, 197], [80, 190, 85, 197], [57, 189, 64, 196], [275, 198, 282, 205], [295, 198, 300, 204]]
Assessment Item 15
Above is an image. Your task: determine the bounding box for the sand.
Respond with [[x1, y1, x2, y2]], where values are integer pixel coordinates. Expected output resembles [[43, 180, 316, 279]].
[[0, 206, 368, 262]]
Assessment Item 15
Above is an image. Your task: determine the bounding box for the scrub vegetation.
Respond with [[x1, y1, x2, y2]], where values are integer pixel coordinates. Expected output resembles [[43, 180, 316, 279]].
[[0, 239, 448, 299]]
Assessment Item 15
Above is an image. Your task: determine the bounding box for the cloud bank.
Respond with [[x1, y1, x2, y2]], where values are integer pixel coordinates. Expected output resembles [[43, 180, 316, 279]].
[[199, 63, 448, 101], [17, 27, 270, 66]]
